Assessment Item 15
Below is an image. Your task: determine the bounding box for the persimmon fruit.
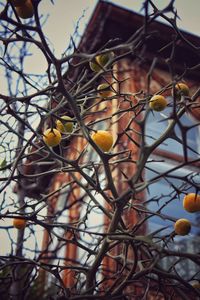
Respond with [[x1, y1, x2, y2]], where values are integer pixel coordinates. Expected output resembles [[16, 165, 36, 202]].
[[43, 128, 61, 147], [13, 218, 26, 229], [174, 218, 191, 235], [192, 283, 200, 289], [9, 0, 27, 6], [183, 193, 200, 213], [15, 0, 34, 19], [56, 116, 73, 133], [97, 52, 114, 66], [149, 95, 167, 111], [97, 83, 114, 98], [174, 82, 189, 99], [91, 130, 113, 152], [89, 52, 114, 72]]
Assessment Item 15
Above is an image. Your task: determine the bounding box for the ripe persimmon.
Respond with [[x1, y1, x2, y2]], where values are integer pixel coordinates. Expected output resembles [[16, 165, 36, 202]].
[[183, 193, 200, 213], [13, 218, 26, 229], [9, 0, 27, 6], [174, 218, 191, 235], [97, 83, 114, 98], [15, 0, 34, 19], [149, 95, 167, 111], [91, 130, 113, 152], [43, 128, 61, 147], [56, 116, 73, 133]]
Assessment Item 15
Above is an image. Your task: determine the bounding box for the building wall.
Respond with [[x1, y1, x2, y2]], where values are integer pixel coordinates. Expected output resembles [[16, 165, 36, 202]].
[[38, 55, 200, 298]]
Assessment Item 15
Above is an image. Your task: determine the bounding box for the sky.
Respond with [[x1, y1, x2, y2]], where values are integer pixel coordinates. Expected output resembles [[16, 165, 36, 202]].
[[22, 0, 200, 76], [38, 0, 200, 57]]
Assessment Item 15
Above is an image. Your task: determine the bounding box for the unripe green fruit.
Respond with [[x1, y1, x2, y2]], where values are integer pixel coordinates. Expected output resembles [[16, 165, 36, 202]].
[[56, 116, 73, 133], [97, 83, 114, 98], [89, 51, 114, 72], [96, 52, 114, 66]]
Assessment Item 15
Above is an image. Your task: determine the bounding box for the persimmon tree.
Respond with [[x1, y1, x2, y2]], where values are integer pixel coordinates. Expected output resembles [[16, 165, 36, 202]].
[[0, 1, 200, 299]]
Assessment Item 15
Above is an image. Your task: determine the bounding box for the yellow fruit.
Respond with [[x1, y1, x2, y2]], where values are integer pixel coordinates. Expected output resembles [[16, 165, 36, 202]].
[[0, 158, 6, 169], [174, 218, 191, 235], [15, 0, 34, 19], [9, 0, 27, 6], [183, 193, 200, 213], [89, 52, 114, 72], [96, 52, 114, 66], [0, 146, 6, 171], [43, 128, 61, 147], [149, 95, 167, 111], [97, 83, 114, 98], [91, 130, 113, 152], [192, 283, 200, 289], [13, 218, 26, 229], [89, 60, 102, 72], [174, 82, 189, 99], [56, 116, 73, 133]]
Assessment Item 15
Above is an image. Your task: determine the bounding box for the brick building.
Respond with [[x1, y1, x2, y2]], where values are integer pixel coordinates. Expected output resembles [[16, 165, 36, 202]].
[[22, 1, 200, 299]]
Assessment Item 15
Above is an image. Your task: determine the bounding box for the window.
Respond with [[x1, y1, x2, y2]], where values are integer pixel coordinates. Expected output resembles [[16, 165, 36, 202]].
[[146, 158, 200, 235], [145, 157, 200, 280], [146, 97, 200, 159]]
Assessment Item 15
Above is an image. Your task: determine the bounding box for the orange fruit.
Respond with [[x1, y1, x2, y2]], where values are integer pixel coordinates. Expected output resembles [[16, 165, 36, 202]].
[[9, 0, 27, 6], [183, 193, 200, 213], [89, 52, 114, 72], [56, 116, 73, 133], [43, 128, 61, 147], [174, 82, 189, 99], [174, 218, 191, 235], [149, 95, 167, 111], [15, 0, 34, 19], [91, 130, 113, 152], [97, 83, 114, 98], [13, 218, 26, 229]]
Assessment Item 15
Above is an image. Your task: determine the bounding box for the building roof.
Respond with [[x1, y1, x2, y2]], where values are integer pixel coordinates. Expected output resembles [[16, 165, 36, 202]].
[[78, 0, 200, 79]]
